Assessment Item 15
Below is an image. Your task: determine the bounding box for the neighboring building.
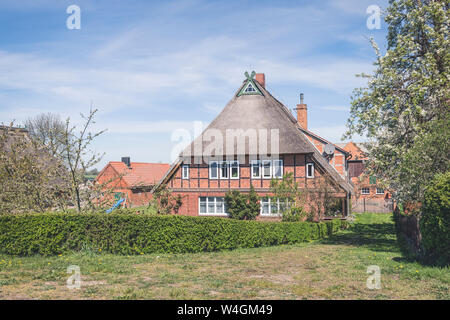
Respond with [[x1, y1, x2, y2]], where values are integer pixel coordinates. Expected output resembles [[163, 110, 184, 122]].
[[336, 142, 393, 213], [96, 158, 170, 207], [154, 72, 353, 218]]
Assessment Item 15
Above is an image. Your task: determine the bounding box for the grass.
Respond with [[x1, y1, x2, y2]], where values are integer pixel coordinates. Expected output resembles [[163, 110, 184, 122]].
[[0, 213, 448, 299]]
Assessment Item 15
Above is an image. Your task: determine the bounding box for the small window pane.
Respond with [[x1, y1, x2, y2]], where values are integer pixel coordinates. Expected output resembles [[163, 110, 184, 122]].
[[361, 188, 370, 195], [261, 198, 270, 214], [216, 197, 224, 214], [273, 160, 282, 178], [208, 197, 215, 213], [182, 165, 189, 179], [307, 163, 314, 178], [252, 161, 260, 178], [230, 161, 239, 178], [199, 197, 207, 214], [263, 160, 271, 178], [376, 188, 384, 194], [220, 162, 228, 179], [210, 162, 218, 179]]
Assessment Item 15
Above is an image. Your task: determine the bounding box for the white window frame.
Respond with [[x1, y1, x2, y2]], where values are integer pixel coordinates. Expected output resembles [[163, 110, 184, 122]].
[[376, 188, 384, 195], [251, 160, 261, 178], [262, 160, 272, 179], [198, 196, 228, 216], [182, 165, 189, 179], [230, 160, 239, 179], [306, 163, 315, 178], [219, 161, 229, 179], [361, 187, 370, 195], [260, 197, 282, 216], [272, 159, 283, 178], [209, 161, 218, 179]]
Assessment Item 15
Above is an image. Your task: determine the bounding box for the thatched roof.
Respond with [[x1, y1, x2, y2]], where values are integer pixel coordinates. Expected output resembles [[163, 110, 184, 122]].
[[155, 73, 353, 194], [181, 80, 315, 159]]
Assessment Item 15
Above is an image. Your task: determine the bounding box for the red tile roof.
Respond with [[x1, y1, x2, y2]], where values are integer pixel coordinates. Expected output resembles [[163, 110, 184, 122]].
[[108, 161, 170, 187], [341, 142, 368, 160]]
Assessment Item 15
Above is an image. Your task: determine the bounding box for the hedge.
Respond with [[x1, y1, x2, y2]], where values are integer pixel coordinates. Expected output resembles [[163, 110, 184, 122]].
[[0, 214, 348, 256], [420, 172, 450, 266]]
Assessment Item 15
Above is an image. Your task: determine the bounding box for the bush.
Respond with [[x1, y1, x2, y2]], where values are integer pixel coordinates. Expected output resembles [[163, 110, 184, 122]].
[[0, 213, 348, 256], [420, 172, 450, 266], [281, 207, 306, 222], [224, 186, 259, 220]]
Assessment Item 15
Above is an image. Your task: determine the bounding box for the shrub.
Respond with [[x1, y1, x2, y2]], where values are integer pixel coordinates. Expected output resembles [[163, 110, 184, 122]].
[[224, 186, 259, 220], [0, 213, 347, 256], [420, 172, 450, 266], [281, 207, 306, 222]]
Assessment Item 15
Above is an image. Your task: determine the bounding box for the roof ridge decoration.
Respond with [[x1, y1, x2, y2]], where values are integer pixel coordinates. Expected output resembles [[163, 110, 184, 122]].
[[237, 71, 263, 96]]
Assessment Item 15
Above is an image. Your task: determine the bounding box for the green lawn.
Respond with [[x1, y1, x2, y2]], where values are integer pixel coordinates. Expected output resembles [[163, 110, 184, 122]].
[[0, 213, 448, 299]]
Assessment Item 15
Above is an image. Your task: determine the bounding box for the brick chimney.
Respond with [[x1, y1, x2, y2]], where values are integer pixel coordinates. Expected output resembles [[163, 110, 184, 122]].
[[255, 73, 265, 88], [295, 93, 307, 129]]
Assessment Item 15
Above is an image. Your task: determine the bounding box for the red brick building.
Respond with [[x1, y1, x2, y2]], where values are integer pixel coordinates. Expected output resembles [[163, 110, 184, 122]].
[[154, 72, 353, 218], [96, 158, 169, 207], [337, 142, 393, 213]]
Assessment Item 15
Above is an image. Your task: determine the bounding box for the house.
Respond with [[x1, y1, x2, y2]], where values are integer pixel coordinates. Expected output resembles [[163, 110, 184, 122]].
[[96, 157, 170, 207], [154, 72, 353, 219], [336, 142, 393, 213]]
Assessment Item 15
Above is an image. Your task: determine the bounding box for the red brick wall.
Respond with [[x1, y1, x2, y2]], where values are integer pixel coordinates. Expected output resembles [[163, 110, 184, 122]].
[[305, 135, 347, 177], [166, 154, 346, 217]]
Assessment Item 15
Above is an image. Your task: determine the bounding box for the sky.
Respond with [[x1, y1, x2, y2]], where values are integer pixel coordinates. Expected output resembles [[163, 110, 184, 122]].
[[0, 0, 389, 169]]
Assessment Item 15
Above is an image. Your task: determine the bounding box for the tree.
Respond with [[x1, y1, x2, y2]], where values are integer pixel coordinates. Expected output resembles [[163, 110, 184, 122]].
[[224, 185, 259, 220], [306, 175, 342, 221], [26, 113, 66, 157], [345, 0, 449, 203], [0, 124, 70, 213], [269, 172, 306, 221], [58, 107, 106, 212], [150, 184, 184, 214]]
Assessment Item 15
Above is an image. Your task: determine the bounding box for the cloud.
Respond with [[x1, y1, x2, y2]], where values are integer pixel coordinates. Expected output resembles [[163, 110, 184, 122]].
[[320, 105, 350, 111], [0, 0, 384, 167], [103, 120, 206, 134], [309, 125, 367, 143]]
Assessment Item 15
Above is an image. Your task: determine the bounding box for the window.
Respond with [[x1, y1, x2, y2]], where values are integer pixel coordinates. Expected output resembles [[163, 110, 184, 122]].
[[262, 160, 272, 178], [376, 188, 384, 195], [260, 197, 283, 216], [209, 161, 218, 179], [369, 176, 377, 184], [230, 161, 239, 179], [220, 161, 229, 179], [199, 197, 227, 215], [251, 160, 261, 178], [237, 78, 263, 96], [306, 163, 314, 178], [182, 165, 189, 179], [245, 83, 256, 92], [361, 187, 370, 195], [199, 197, 207, 214], [272, 160, 283, 178]]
